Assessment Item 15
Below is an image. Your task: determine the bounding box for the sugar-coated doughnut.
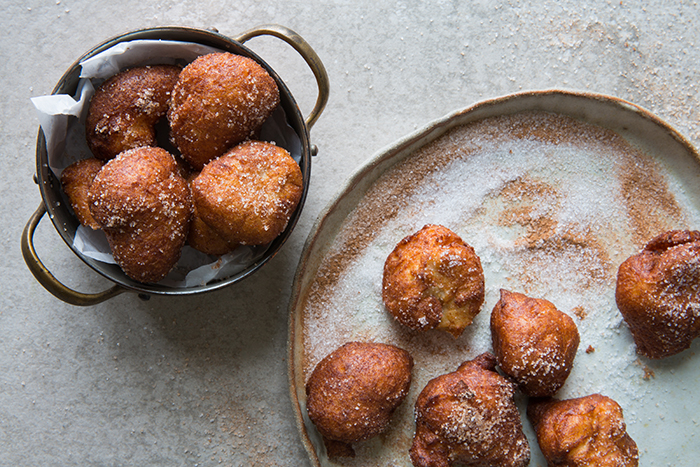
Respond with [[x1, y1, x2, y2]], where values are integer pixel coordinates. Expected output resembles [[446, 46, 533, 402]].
[[168, 53, 280, 170], [491, 289, 580, 397], [305, 342, 413, 458], [615, 229, 700, 359], [528, 394, 639, 467], [382, 224, 485, 337], [85, 65, 181, 160], [191, 141, 302, 246], [410, 353, 530, 467], [87, 147, 192, 283]]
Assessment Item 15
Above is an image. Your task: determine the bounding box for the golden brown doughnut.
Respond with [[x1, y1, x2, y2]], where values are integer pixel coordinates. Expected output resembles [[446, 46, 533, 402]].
[[85, 65, 181, 160], [382, 224, 485, 337], [87, 147, 192, 283], [168, 52, 280, 170], [615, 229, 700, 359], [491, 289, 580, 397], [410, 352, 530, 467], [305, 341, 413, 458], [527, 394, 639, 467], [60, 157, 104, 230], [190, 140, 303, 246]]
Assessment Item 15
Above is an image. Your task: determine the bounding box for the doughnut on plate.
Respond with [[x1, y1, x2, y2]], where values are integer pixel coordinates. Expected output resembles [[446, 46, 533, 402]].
[[288, 91, 700, 466]]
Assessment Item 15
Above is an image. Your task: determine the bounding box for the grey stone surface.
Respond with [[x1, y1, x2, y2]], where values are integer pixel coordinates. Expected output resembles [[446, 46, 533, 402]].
[[2, 0, 699, 465]]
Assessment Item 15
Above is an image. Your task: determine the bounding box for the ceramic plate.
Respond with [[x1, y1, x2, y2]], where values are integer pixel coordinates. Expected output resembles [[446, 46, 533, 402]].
[[289, 91, 700, 467]]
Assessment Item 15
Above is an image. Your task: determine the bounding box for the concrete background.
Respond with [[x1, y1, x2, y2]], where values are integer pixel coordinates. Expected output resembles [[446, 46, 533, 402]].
[[2, 0, 699, 465]]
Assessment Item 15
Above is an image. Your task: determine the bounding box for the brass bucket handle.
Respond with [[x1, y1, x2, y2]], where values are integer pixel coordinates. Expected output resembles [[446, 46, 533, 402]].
[[21, 203, 126, 306], [235, 24, 329, 130]]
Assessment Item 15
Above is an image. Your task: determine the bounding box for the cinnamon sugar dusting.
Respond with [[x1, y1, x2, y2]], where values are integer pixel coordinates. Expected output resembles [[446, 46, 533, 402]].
[[634, 359, 656, 380], [573, 306, 588, 320], [619, 155, 685, 247], [297, 110, 700, 466]]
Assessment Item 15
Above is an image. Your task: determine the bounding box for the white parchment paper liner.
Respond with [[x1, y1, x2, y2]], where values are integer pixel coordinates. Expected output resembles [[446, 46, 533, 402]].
[[31, 39, 304, 288]]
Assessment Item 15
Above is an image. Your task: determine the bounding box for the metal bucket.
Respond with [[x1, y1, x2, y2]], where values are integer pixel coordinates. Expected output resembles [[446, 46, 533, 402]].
[[22, 25, 329, 305]]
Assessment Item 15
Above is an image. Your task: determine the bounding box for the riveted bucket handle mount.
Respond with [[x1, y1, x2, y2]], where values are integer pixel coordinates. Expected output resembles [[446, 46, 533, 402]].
[[21, 204, 126, 306], [235, 24, 329, 131]]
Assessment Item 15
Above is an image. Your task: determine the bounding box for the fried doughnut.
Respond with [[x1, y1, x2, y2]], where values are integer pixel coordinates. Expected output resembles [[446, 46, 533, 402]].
[[305, 341, 413, 458], [60, 157, 104, 230], [87, 147, 192, 283], [410, 352, 530, 467], [382, 224, 485, 337], [491, 289, 580, 397], [85, 65, 181, 160], [527, 394, 639, 467], [185, 173, 236, 256], [168, 52, 280, 170], [190, 141, 303, 246], [615, 229, 700, 359]]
